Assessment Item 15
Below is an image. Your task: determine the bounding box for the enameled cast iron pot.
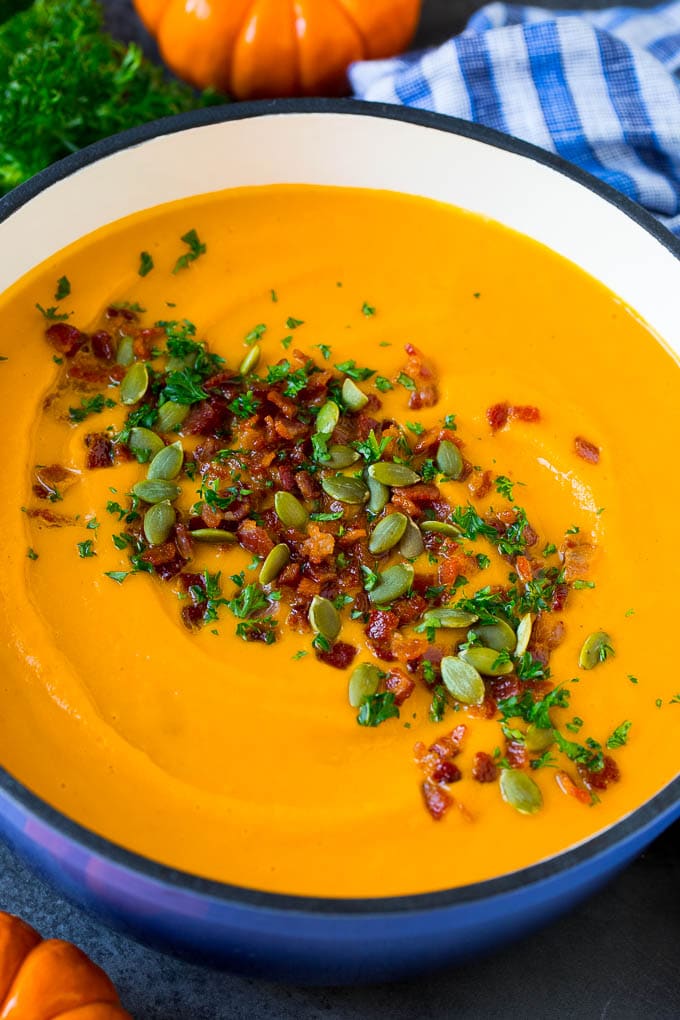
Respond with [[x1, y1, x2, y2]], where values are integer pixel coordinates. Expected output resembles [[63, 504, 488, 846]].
[[0, 101, 678, 985]]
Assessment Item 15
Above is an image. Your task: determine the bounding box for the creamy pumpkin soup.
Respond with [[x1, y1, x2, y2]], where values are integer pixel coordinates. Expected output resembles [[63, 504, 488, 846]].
[[1, 185, 678, 897]]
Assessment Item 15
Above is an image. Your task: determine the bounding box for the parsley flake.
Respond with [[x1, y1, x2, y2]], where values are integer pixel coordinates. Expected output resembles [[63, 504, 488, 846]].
[[172, 229, 206, 273]]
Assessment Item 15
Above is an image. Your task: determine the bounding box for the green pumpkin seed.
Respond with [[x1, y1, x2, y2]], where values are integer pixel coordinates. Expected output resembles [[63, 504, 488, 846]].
[[436, 439, 463, 479], [515, 613, 534, 657], [191, 529, 237, 544], [132, 479, 181, 504], [259, 543, 290, 585], [316, 401, 340, 435], [525, 724, 555, 753], [472, 618, 517, 653], [166, 354, 195, 373], [459, 646, 514, 676], [327, 445, 360, 469], [309, 595, 341, 642], [321, 475, 369, 504], [156, 400, 190, 433], [440, 656, 485, 706], [368, 462, 420, 487], [128, 427, 164, 460], [143, 500, 176, 546], [369, 563, 414, 604], [115, 336, 135, 366], [120, 361, 149, 405], [399, 517, 425, 558], [147, 441, 183, 481], [342, 377, 368, 411], [366, 474, 389, 514], [500, 769, 543, 815], [239, 344, 260, 375], [419, 520, 463, 538], [579, 630, 614, 670], [274, 490, 309, 530], [348, 663, 382, 708], [422, 608, 479, 629], [369, 512, 408, 555]]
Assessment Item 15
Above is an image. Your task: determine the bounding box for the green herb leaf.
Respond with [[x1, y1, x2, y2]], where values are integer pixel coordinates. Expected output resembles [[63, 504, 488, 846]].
[[77, 539, 95, 558], [336, 359, 375, 382], [357, 692, 400, 727], [138, 251, 154, 277], [54, 275, 70, 300], [36, 303, 68, 321], [606, 720, 632, 749], [172, 228, 206, 273]]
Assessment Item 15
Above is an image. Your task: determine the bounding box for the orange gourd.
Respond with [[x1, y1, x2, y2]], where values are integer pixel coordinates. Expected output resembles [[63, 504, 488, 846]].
[[0, 912, 131, 1019], [132, 0, 422, 98]]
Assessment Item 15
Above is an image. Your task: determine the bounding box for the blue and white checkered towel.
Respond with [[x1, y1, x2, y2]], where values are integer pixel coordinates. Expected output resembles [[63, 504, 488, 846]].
[[349, 1, 680, 234]]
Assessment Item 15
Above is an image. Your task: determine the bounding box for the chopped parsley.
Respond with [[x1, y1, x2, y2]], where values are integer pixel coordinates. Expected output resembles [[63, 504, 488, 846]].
[[77, 539, 95, 558], [26, 547, 39, 560], [314, 344, 332, 360], [172, 228, 206, 273], [357, 692, 399, 727], [286, 316, 304, 329], [374, 376, 393, 392], [361, 302, 376, 317], [54, 276, 70, 300], [138, 251, 154, 277], [606, 721, 632, 749], [397, 372, 415, 391], [36, 303, 69, 321], [68, 393, 116, 423], [336, 359, 375, 382]]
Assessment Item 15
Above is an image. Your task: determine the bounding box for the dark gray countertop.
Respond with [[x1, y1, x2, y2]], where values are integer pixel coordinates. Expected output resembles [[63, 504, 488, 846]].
[[2, 1, 678, 1016]]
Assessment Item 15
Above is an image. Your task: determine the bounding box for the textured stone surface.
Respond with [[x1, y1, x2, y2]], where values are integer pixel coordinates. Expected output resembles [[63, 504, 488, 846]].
[[2, 1, 678, 1016]]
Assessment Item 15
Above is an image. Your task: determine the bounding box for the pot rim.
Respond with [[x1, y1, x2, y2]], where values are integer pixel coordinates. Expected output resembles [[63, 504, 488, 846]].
[[1, 97, 678, 917]]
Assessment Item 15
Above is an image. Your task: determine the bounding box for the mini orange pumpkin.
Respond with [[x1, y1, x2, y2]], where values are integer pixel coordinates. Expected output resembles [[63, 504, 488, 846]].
[[0, 912, 131, 1019], [133, 0, 422, 99]]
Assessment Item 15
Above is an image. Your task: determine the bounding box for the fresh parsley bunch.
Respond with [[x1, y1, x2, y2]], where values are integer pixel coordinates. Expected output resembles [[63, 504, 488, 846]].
[[0, 0, 222, 195]]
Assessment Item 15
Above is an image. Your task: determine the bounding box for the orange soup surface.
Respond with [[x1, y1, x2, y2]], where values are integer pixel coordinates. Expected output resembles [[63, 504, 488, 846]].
[[0, 185, 678, 897]]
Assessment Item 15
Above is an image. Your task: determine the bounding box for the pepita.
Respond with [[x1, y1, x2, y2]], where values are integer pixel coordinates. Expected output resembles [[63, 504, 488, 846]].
[[366, 473, 389, 514], [190, 529, 237, 544], [316, 401, 340, 435], [440, 656, 485, 706], [156, 400, 190, 433], [368, 563, 414, 604], [500, 769, 543, 815], [321, 475, 369, 504], [368, 462, 420, 487], [120, 361, 149, 405], [422, 608, 479, 629], [274, 490, 309, 530], [459, 645, 514, 676], [420, 520, 463, 538], [143, 500, 176, 546], [115, 336, 135, 366], [342, 377, 368, 411], [515, 613, 534, 657], [128, 427, 164, 460], [525, 724, 555, 753], [579, 630, 614, 670], [327, 445, 360, 469], [239, 344, 260, 375], [436, 439, 463, 479], [369, 512, 408, 555], [147, 441, 183, 481], [348, 663, 382, 708], [472, 618, 517, 653], [399, 517, 425, 558], [132, 479, 181, 504], [309, 595, 341, 642], [259, 543, 290, 585]]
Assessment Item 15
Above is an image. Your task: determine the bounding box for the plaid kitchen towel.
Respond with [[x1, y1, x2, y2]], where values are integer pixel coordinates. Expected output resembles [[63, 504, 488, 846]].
[[349, 1, 680, 234]]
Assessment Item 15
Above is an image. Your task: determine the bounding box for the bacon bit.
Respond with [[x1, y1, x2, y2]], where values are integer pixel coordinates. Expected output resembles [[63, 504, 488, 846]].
[[133, 328, 163, 360], [579, 755, 620, 791], [515, 555, 534, 584], [273, 416, 308, 441], [365, 609, 399, 662], [421, 780, 453, 821], [487, 402, 509, 431], [155, 555, 186, 581], [90, 330, 116, 361], [510, 404, 541, 424], [398, 483, 442, 506], [296, 577, 321, 599], [181, 604, 205, 630], [550, 583, 569, 612], [67, 356, 115, 386], [574, 436, 600, 464], [237, 519, 275, 558], [105, 304, 137, 322], [487, 675, 523, 702], [337, 527, 367, 547], [505, 740, 528, 769], [562, 538, 595, 583], [199, 504, 224, 529], [184, 398, 229, 436], [402, 343, 439, 409], [301, 523, 335, 564], [432, 760, 462, 784], [295, 470, 319, 501], [468, 694, 497, 720], [278, 562, 301, 587], [391, 633, 427, 665], [384, 668, 416, 706], [34, 464, 78, 498], [85, 433, 114, 469], [469, 469, 493, 500], [140, 542, 178, 567], [203, 370, 239, 391], [472, 751, 498, 783], [45, 322, 86, 357], [316, 641, 357, 670], [174, 523, 194, 561], [389, 490, 420, 518], [555, 769, 591, 805], [267, 390, 298, 419], [24, 508, 74, 527], [438, 548, 477, 586], [393, 594, 428, 626]]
